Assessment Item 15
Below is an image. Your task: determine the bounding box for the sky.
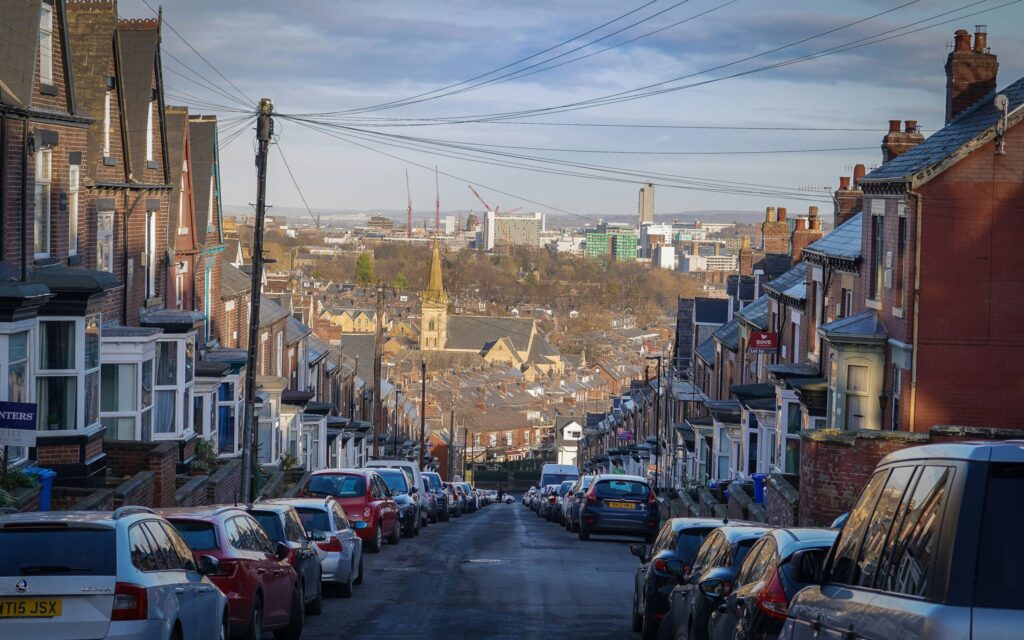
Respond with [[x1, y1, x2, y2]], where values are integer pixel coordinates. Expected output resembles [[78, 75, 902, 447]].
[[120, 0, 1024, 222]]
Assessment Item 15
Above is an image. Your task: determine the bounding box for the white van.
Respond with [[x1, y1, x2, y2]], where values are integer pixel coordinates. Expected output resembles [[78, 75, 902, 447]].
[[539, 463, 579, 489], [365, 460, 426, 525]]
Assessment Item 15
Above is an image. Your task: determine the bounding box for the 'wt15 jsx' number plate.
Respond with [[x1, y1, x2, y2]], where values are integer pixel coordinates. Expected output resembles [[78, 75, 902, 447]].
[[0, 598, 62, 618], [605, 501, 637, 510]]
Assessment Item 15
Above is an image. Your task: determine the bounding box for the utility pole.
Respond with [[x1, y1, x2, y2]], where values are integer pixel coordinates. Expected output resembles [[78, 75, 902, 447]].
[[393, 376, 400, 458], [462, 426, 468, 480], [418, 359, 427, 470], [240, 98, 273, 505], [372, 284, 384, 458], [447, 391, 456, 481], [647, 355, 663, 493]]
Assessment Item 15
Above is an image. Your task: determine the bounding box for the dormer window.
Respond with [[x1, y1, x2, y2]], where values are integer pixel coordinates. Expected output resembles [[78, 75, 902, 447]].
[[39, 3, 53, 85]]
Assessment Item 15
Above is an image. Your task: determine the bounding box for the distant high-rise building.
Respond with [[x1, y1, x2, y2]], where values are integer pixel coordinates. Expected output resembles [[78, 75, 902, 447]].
[[637, 182, 654, 226], [481, 211, 544, 250]]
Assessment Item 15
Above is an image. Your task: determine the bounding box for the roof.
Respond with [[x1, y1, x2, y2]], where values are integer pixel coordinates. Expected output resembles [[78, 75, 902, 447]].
[[803, 212, 863, 265], [0, 2, 42, 107], [694, 298, 730, 324], [711, 318, 739, 351], [445, 316, 535, 353], [880, 440, 1024, 465], [66, 2, 118, 180], [865, 75, 1024, 183], [736, 295, 769, 330], [527, 335, 559, 362], [307, 333, 331, 364], [694, 336, 716, 365], [286, 316, 312, 345], [117, 20, 161, 181], [339, 333, 376, 382], [189, 117, 218, 245], [101, 326, 161, 339], [259, 297, 290, 328], [221, 263, 252, 299], [165, 106, 189, 245], [819, 309, 887, 344], [758, 253, 796, 279], [763, 262, 807, 299]]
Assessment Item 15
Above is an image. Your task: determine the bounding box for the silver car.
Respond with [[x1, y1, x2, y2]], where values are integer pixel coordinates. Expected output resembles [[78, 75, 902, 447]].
[[0, 506, 228, 640], [278, 497, 364, 598]]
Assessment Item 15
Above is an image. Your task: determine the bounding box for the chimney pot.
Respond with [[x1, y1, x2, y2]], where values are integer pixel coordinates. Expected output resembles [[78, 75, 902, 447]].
[[974, 25, 988, 52], [839, 176, 851, 191], [954, 29, 971, 52], [777, 207, 787, 222], [888, 119, 901, 133], [808, 205, 819, 219], [853, 164, 866, 187], [765, 207, 776, 223], [904, 120, 919, 133], [794, 218, 806, 231]]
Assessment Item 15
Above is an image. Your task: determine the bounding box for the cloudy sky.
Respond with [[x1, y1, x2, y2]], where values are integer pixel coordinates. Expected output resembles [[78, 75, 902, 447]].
[[120, 0, 1024, 221]]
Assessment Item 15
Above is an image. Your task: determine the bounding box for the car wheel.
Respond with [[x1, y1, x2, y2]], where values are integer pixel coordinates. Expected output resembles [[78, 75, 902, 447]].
[[273, 585, 304, 640], [353, 553, 364, 585], [388, 521, 402, 544], [244, 596, 262, 640], [578, 523, 590, 541], [306, 576, 323, 615], [367, 523, 383, 553], [413, 518, 421, 536], [339, 559, 355, 598]]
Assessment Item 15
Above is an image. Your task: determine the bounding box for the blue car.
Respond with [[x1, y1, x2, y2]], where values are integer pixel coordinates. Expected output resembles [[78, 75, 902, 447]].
[[578, 474, 658, 542], [422, 472, 449, 522]]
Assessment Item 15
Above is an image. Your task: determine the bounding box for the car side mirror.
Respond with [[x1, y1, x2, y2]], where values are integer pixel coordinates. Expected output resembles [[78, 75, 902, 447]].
[[629, 543, 648, 561], [790, 549, 825, 584], [305, 530, 327, 542], [698, 577, 729, 600], [275, 541, 291, 561], [198, 555, 219, 576]]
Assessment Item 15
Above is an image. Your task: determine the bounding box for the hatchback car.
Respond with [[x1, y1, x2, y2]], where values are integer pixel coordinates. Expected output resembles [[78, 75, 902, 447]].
[[280, 497, 364, 598], [457, 483, 479, 512], [443, 483, 463, 517], [0, 506, 229, 640], [246, 502, 323, 615], [422, 472, 450, 522], [161, 506, 302, 640], [302, 469, 400, 553], [563, 476, 594, 532], [377, 468, 420, 536], [578, 475, 659, 542], [630, 518, 722, 639], [419, 477, 440, 524], [784, 441, 1024, 640]]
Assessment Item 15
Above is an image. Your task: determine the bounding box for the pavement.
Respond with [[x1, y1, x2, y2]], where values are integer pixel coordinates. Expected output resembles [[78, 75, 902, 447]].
[[300, 501, 641, 639]]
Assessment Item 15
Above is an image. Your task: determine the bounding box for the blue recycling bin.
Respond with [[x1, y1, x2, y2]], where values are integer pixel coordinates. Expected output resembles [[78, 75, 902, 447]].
[[25, 467, 56, 511], [752, 473, 767, 504]]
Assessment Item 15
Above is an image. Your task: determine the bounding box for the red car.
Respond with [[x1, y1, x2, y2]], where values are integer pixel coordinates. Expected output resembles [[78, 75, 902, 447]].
[[162, 506, 303, 640], [302, 469, 400, 553]]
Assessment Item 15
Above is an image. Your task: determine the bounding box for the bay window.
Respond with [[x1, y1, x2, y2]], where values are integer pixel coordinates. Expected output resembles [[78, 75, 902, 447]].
[[1, 327, 34, 464], [153, 335, 195, 439], [36, 315, 101, 433]]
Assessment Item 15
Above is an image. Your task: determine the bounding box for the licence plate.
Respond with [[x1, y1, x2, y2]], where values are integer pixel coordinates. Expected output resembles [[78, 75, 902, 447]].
[[606, 501, 637, 510], [0, 598, 62, 618]]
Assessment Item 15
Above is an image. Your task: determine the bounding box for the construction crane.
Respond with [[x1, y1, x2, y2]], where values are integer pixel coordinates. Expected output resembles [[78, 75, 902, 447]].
[[467, 185, 498, 214], [405, 169, 413, 239]]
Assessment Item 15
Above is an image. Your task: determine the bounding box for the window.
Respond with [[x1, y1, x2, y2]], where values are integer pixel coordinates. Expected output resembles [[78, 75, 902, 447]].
[[68, 165, 79, 255], [175, 273, 184, 309], [4, 331, 30, 463], [275, 332, 284, 377], [145, 211, 157, 298], [844, 288, 853, 318], [896, 215, 907, 308], [845, 364, 869, 429], [161, 522, 197, 572], [37, 320, 76, 431], [141, 520, 182, 571], [178, 168, 187, 234], [785, 402, 801, 473], [217, 380, 240, 455], [716, 432, 730, 480], [871, 214, 885, 300], [97, 212, 113, 272], [145, 100, 154, 163], [852, 465, 915, 588], [974, 463, 1024, 609], [157, 341, 177, 385], [828, 469, 889, 584], [103, 91, 112, 157], [153, 337, 194, 438], [39, 3, 53, 84], [101, 363, 137, 440], [33, 148, 52, 257]]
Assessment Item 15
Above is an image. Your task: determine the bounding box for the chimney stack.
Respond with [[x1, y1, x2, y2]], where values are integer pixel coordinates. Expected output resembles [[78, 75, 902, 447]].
[[794, 218, 806, 231], [790, 207, 824, 266], [945, 26, 998, 124], [738, 235, 753, 276], [834, 172, 863, 228], [882, 119, 925, 163], [808, 206, 821, 231], [839, 176, 851, 190], [777, 207, 788, 222], [762, 206, 790, 255]]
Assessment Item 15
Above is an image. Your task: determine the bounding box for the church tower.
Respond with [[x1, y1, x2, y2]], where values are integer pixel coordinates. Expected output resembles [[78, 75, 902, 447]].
[[420, 241, 448, 350]]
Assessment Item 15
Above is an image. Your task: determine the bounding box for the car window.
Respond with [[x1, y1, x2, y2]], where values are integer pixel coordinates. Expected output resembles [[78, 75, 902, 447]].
[[675, 528, 712, 563], [170, 520, 219, 551], [736, 538, 769, 585], [730, 537, 759, 569], [161, 522, 198, 572], [692, 532, 722, 572], [974, 463, 1024, 610], [0, 528, 116, 577], [128, 523, 160, 572], [142, 520, 182, 571], [250, 510, 285, 543], [284, 510, 306, 543], [745, 538, 777, 584], [828, 469, 890, 584], [243, 515, 276, 555], [852, 465, 916, 588], [875, 465, 953, 597], [652, 525, 674, 553], [594, 480, 650, 499], [224, 517, 244, 550], [332, 503, 351, 530], [309, 474, 366, 498], [296, 507, 332, 533]]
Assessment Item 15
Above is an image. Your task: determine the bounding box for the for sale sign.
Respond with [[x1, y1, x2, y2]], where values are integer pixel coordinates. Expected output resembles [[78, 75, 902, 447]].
[[0, 401, 37, 448], [748, 332, 778, 353]]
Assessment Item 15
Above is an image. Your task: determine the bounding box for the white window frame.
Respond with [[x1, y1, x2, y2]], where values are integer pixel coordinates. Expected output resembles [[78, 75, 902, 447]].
[[39, 4, 54, 85], [178, 161, 188, 235], [99, 357, 153, 442], [68, 164, 79, 255], [103, 90, 112, 157], [145, 100, 154, 163], [0, 322, 37, 465], [275, 331, 283, 377], [97, 210, 114, 272], [36, 314, 102, 435], [33, 148, 52, 258], [145, 210, 157, 298], [216, 375, 243, 457], [152, 334, 196, 440]]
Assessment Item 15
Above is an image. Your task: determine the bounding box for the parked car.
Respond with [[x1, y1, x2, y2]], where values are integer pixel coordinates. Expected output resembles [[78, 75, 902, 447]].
[[523, 487, 537, 506], [443, 483, 464, 518], [657, 524, 771, 640], [705, 527, 837, 640], [377, 468, 420, 537], [451, 483, 469, 514], [630, 518, 722, 639], [365, 460, 425, 529], [578, 475, 659, 542], [0, 506, 229, 640], [539, 462, 580, 490], [457, 483, 479, 512], [246, 501, 323, 615], [784, 441, 1024, 640], [422, 472, 450, 522], [563, 475, 594, 532], [162, 506, 302, 640], [536, 484, 557, 518], [502, 493, 516, 504], [281, 497, 364, 598], [301, 469, 400, 553], [549, 480, 575, 523], [419, 477, 440, 525]]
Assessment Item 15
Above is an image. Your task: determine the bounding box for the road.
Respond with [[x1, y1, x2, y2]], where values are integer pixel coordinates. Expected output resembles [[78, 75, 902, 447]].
[[301, 501, 639, 639]]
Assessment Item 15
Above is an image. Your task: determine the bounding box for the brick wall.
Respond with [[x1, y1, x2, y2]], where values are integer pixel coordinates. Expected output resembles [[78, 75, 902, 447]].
[[207, 459, 242, 504], [765, 474, 800, 528], [112, 471, 155, 508], [175, 475, 209, 507], [104, 441, 178, 508]]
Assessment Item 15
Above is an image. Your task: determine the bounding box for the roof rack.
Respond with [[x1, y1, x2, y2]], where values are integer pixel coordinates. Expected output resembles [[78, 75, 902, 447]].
[[113, 505, 155, 520]]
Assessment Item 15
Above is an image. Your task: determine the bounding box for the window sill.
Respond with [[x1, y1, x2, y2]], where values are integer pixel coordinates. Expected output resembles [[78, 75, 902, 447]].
[[891, 307, 904, 319], [103, 156, 117, 167], [865, 299, 882, 311], [144, 297, 163, 308]]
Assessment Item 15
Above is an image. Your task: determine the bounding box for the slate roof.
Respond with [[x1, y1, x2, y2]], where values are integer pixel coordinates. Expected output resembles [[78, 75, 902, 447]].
[[117, 20, 162, 182], [307, 333, 331, 364], [189, 117, 218, 245], [803, 212, 863, 264], [66, 3, 118, 180], [221, 263, 251, 299], [819, 310, 887, 342], [865, 75, 1024, 182], [165, 106, 191, 246], [694, 336, 716, 365], [764, 262, 807, 298], [694, 298, 730, 324], [758, 254, 796, 279], [0, 2, 42, 107], [285, 316, 312, 345], [727, 275, 756, 303], [712, 318, 739, 351], [736, 295, 769, 330], [259, 297, 290, 328], [527, 335, 559, 363], [339, 334, 375, 382], [445, 316, 535, 354]]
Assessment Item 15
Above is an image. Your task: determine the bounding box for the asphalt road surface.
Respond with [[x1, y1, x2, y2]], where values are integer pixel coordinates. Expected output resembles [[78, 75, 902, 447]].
[[301, 501, 639, 639]]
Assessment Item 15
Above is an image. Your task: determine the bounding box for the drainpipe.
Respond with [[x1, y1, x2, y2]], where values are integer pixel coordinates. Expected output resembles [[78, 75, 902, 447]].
[[908, 187, 923, 431], [0, 114, 6, 263], [21, 117, 29, 281]]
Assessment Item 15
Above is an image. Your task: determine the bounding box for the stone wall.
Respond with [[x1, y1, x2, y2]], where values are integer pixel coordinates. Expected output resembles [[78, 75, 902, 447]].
[[175, 476, 210, 508]]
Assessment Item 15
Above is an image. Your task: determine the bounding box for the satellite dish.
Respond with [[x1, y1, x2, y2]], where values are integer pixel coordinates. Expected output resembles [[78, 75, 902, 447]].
[[994, 94, 1009, 112]]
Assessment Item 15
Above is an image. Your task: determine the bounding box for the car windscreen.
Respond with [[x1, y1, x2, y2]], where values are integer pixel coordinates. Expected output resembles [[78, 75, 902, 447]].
[[250, 511, 285, 543], [425, 474, 443, 490], [559, 481, 575, 495], [594, 479, 650, 500], [675, 528, 712, 561], [0, 528, 116, 576], [974, 463, 1024, 610], [171, 521, 219, 551], [308, 474, 365, 498], [295, 508, 332, 534], [541, 473, 578, 487], [379, 470, 409, 495], [397, 467, 416, 490]]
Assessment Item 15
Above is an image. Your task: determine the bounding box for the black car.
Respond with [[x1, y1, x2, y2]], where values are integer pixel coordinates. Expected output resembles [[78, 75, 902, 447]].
[[422, 472, 450, 522], [377, 468, 420, 537], [247, 502, 324, 615], [630, 518, 722, 640], [706, 527, 837, 640], [658, 524, 771, 640]]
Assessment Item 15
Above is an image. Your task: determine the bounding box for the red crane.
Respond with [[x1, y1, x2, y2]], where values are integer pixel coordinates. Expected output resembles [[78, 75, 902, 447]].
[[467, 185, 498, 214]]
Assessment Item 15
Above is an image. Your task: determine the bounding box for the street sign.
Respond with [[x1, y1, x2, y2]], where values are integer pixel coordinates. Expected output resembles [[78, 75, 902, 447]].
[[0, 401, 37, 448], [748, 331, 778, 353]]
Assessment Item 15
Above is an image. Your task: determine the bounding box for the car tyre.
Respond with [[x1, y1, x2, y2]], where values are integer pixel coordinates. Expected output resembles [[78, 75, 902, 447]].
[[274, 585, 304, 640], [388, 521, 402, 545], [243, 596, 263, 640], [367, 523, 383, 553], [306, 577, 323, 615], [353, 553, 364, 585], [339, 560, 355, 598], [578, 523, 590, 541]]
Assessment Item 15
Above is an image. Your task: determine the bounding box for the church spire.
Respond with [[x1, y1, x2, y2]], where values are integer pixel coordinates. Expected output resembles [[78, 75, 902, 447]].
[[424, 240, 447, 308]]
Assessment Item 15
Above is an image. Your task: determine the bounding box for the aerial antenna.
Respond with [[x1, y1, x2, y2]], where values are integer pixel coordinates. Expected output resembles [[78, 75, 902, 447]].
[[405, 169, 413, 239]]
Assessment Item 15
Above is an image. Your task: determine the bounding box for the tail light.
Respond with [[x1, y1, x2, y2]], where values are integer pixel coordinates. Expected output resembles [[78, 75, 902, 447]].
[[214, 560, 238, 577], [585, 487, 598, 504], [653, 558, 668, 573], [648, 489, 658, 507], [756, 568, 789, 620], [111, 583, 148, 621], [548, 496, 557, 504], [317, 536, 344, 553], [363, 507, 372, 519]]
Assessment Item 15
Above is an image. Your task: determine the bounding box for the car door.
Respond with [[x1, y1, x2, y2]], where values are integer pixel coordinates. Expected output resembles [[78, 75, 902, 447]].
[[162, 521, 222, 637], [232, 516, 287, 625], [250, 516, 293, 622], [374, 475, 398, 535], [715, 537, 774, 640], [332, 502, 359, 569]]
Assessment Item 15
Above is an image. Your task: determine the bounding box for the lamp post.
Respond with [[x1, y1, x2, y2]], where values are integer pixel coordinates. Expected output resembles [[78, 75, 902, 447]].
[[646, 355, 663, 493]]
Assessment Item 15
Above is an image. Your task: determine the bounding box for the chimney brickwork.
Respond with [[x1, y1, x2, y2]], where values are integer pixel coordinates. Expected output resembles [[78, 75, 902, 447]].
[[761, 206, 790, 255], [834, 165, 865, 228], [945, 27, 998, 124]]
